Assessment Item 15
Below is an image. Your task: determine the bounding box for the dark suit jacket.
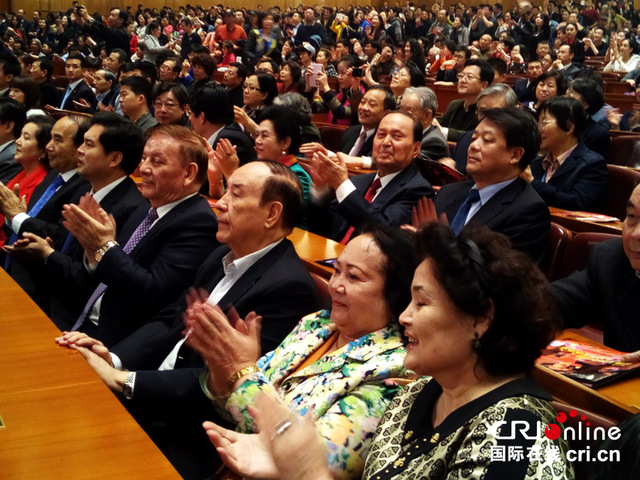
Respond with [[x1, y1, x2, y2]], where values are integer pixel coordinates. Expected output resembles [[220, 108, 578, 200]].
[[214, 122, 255, 165], [0, 140, 20, 184], [46, 177, 150, 326], [452, 129, 473, 174], [39, 79, 61, 107], [435, 178, 550, 264], [111, 240, 318, 480], [420, 124, 450, 161], [7, 170, 90, 306], [530, 142, 608, 212], [339, 124, 375, 157], [551, 238, 640, 352], [61, 80, 97, 111], [309, 165, 434, 241], [78, 194, 219, 347], [581, 117, 610, 161], [439, 99, 478, 142], [227, 85, 243, 107], [513, 78, 535, 103]]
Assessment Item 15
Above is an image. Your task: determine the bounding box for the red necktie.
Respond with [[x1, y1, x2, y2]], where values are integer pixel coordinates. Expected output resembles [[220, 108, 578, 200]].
[[340, 178, 382, 245]]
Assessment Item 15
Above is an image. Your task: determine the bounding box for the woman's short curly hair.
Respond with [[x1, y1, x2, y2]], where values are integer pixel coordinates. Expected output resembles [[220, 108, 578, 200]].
[[415, 222, 558, 376]]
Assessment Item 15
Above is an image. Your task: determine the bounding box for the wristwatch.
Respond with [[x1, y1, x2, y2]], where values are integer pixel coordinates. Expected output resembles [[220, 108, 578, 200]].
[[122, 372, 135, 400], [95, 241, 119, 263]]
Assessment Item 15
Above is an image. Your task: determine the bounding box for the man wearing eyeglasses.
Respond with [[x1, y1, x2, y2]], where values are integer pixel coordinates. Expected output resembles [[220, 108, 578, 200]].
[[435, 58, 493, 142]]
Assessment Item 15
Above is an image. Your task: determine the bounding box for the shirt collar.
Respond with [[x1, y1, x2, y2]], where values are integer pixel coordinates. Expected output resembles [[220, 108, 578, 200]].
[[222, 238, 283, 277], [92, 175, 128, 203], [475, 177, 518, 205]]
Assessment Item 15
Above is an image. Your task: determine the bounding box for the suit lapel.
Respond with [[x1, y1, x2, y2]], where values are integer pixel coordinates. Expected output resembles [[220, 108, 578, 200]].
[[471, 178, 525, 225], [371, 166, 415, 207], [546, 143, 584, 184]]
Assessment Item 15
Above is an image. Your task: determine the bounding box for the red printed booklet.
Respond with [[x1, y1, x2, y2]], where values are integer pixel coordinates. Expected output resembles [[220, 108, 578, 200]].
[[537, 339, 640, 388]]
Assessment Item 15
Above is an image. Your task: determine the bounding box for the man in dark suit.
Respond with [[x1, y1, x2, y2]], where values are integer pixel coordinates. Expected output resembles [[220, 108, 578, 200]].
[[57, 161, 318, 479], [92, 69, 119, 113], [513, 59, 542, 103], [435, 107, 550, 264], [59, 52, 97, 112], [5, 114, 150, 322], [308, 111, 434, 243], [222, 62, 247, 107], [29, 58, 61, 108], [551, 184, 640, 353], [188, 84, 256, 195], [0, 98, 25, 183], [56, 123, 219, 347], [552, 44, 583, 81], [400, 86, 449, 162], [336, 86, 395, 166], [2, 115, 90, 305]]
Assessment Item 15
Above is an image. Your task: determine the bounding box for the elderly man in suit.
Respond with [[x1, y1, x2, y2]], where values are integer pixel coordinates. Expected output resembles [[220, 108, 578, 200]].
[[0, 98, 26, 183], [400, 86, 450, 162], [56, 160, 318, 479], [59, 52, 97, 112], [308, 111, 434, 243], [551, 183, 640, 353], [301, 86, 395, 170], [2, 115, 90, 305], [435, 107, 550, 264]]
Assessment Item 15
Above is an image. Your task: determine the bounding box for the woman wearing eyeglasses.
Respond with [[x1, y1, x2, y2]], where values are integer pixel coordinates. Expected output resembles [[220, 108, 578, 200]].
[[233, 73, 278, 136], [522, 97, 608, 212]]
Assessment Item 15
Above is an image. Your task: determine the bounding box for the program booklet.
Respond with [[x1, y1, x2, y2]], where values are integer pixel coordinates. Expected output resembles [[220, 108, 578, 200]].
[[536, 339, 640, 388]]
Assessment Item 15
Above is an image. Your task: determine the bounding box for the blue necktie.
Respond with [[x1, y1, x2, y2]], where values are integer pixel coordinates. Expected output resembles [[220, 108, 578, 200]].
[[4, 175, 65, 269], [450, 188, 480, 236], [60, 85, 72, 109], [71, 208, 159, 331]]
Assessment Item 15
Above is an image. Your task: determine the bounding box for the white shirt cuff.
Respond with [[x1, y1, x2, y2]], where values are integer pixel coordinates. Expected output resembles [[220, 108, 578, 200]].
[[336, 179, 357, 203], [361, 156, 373, 169], [10, 212, 30, 234], [111, 353, 123, 370]]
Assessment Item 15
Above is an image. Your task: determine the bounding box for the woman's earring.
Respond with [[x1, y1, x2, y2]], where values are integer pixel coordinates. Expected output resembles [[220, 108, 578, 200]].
[[472, 332, 481, 353]]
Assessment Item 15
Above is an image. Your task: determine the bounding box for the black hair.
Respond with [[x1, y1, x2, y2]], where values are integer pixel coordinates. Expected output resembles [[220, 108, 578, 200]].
[[10, 75, 42, 110], [259, 160, 304, 230], [253, 73, 278, 105], [0, 97, 26, 137], [354, 224, 415, 322], [568, 77, 604, 115], [366, 84, 397, 111], [538, 96, 587, 139], [464, 58, 495, 84], [153, 81, 188, 106], [257, 105, 302, 155], [89, 112, 144, 174], [415, 222, 557, 376], [479, 107, 541, 169], [120, 75, 154, 106], [188, 84, 234, 125]]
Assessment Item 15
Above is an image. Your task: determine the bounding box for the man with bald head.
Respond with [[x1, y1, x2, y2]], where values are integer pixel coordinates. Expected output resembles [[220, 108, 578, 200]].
[[551, 183, 640, 353]]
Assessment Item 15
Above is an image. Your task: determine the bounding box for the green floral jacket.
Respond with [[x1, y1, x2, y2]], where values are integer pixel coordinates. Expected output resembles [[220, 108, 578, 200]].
[[223, 310, 408, 480]]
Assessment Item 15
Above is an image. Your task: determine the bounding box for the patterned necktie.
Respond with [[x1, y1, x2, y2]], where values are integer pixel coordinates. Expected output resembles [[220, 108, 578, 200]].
[[71, 208, 159, 331], [4, 175, 65, 270], [340, 178, 382, 245], [450, 188, 480, 236], [348, 130, 368, 156]]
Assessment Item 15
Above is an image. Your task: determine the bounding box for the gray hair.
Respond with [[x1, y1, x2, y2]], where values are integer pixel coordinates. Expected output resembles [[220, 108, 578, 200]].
[[98, 69, 118, 86], [477, 83, 518, 107], [404, 86, 438, 115], [273, 92, 312, 124]]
